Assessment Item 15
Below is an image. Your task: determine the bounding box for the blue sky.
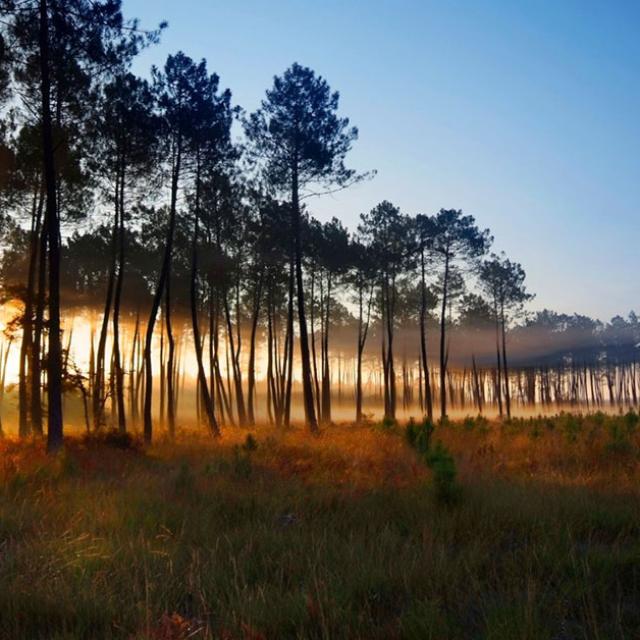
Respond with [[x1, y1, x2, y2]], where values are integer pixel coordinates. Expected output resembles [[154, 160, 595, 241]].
[[126, 0, 640, 321]]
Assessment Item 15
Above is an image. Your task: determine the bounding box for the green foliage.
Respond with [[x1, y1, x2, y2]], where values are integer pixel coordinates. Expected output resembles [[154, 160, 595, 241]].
[[605, 421, 635, 458], [405, 417, 434, 456], [375, 416, 398, 432], [561, 414, 583, 443], [404, 419, 460, 505], [461, 414, 490, 433], [425, 441, 461, 506]]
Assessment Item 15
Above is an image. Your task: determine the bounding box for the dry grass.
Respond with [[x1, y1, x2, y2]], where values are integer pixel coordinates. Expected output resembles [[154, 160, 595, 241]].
[[1, 414, 640, 639]]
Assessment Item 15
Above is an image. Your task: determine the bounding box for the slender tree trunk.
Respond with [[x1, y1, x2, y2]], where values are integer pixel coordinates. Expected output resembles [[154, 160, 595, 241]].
[[501, 301, 511, 419], [439, 253, 450, 420], [40, 0, 63, 452], [31, 220, 47, 436], [165, 278, 176, 436], [494, 296, 503, 417], [284, 254, 294, 427], [19, 187, 44, 437], [385, 276, 397, 420], [321, 275, 332, 423], [222, 287, 246, 425], [190, 158, 219, 436], [291, 164, 318, 431], [419, 247, 433, 421], [355, 280, 373, 424], [143, 139, 181, 444], [94, 182, 119, 428], [247, 274, 263, 426], [129, 311, 139, 423], [310, 270, 322, 420], [112, 162, 126, 432]]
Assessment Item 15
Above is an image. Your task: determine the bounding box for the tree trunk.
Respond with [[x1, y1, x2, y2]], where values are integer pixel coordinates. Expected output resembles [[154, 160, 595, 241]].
[[19, 187, 44, 437], [284, 254, 294, 427], [321, 274, 332, 423], [501, 301, 511, 419], [419, 246, 433, 421], [31, 218, 47, 436], [165, 278, 176, 436], [494, 298, 503, 417], [190, 159, 219, 436], [291, 164, 318, 431], [439, 253, 450, 420], [143, 138, 181, 444], [40, 0, 63, 452], [112, 162, 126, 432], [247, 273, 263, 426], [94, 181, 119, 429]]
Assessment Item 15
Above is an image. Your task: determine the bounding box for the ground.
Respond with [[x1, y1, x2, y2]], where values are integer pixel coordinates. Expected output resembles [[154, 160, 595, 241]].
[[1, 413, 640, 639]]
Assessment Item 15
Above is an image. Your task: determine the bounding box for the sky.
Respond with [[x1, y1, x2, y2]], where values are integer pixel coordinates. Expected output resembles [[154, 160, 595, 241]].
[[125, 0, 640, 322]]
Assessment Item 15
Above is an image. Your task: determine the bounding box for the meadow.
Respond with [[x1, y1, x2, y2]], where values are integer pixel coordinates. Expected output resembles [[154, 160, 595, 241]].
[[1, 412, 640, 639]]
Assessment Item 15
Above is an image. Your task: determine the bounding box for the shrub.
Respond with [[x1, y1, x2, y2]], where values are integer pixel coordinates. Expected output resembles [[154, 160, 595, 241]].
[[426, 441, 461, 505], [561, 414, 582, 443], [405, 418, 434, 458], [605, 421, 634, 458], [376, 416, 397, 431]]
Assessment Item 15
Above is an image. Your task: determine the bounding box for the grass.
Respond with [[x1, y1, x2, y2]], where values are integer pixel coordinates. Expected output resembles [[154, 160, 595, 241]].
[[1, 413, 640, 638]]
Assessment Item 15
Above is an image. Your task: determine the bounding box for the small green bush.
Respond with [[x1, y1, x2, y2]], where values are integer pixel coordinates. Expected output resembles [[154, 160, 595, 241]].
[[376, 416, 397, 431], [425, 441, 461, 505], [605, 421, 634, 458], [405, 418, 434, 458]]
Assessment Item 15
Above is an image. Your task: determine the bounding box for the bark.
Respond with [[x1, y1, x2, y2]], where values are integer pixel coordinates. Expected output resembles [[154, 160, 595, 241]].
[[321, 274, 332, 423], [143, 136, 181, 444], [112, 162, 126, 432], [93, 180, 119, 429], [19, 187, 44, 436], [246, 273, 263, 425], [439, 252, 450, 420], [165, 277, 176, 435], [291, 163, 317, 431], [419, 245, 433, 421], [40, 0, 63, 452], [500, 300, 511, 419], [190, 157, 219, 436]]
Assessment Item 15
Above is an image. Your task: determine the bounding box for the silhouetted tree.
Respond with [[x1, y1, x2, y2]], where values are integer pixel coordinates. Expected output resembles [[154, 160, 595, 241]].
[[431, 209, 491, 419], [246, 62, 361, 432], [359, 201, 414, 421], [480, 254, 532, 418]]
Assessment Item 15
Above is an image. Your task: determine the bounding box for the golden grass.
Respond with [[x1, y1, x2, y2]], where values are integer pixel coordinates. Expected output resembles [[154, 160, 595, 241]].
[[1, 414, 640, 638]]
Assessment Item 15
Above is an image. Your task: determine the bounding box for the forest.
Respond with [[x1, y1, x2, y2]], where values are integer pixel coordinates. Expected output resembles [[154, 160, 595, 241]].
[[1, 1, 640, 639], [0, 1, 639, 448]]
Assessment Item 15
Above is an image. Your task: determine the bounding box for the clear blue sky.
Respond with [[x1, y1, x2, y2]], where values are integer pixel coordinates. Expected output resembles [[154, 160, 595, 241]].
[[126, 0, 640, 321]]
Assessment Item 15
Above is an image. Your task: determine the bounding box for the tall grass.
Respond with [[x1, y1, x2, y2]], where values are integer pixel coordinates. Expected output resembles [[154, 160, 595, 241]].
[[1, 414, 639, 638]]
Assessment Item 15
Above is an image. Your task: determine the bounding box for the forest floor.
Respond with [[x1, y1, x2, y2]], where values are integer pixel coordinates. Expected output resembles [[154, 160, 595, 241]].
[[1, 412, 640, 639]]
